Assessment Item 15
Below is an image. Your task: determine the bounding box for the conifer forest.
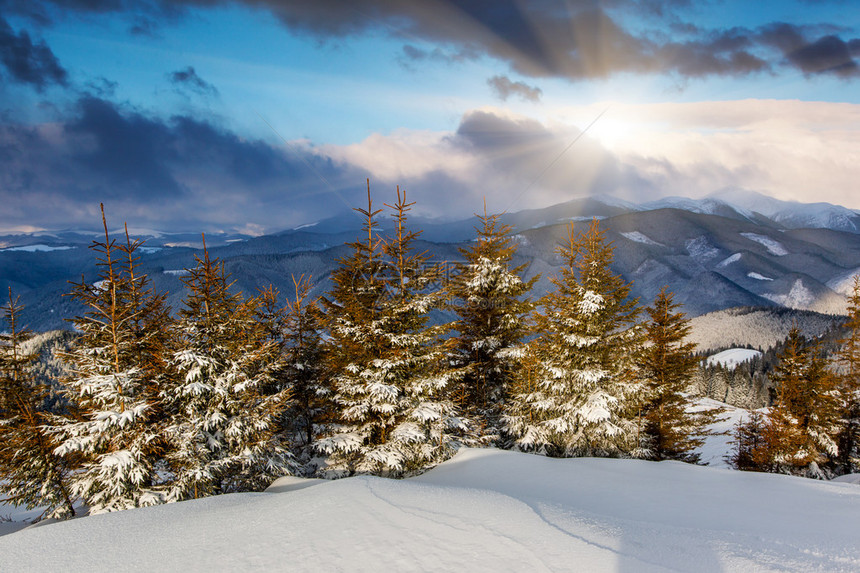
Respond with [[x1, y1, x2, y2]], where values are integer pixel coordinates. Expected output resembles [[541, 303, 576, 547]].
[[2, 187, 860, 522]]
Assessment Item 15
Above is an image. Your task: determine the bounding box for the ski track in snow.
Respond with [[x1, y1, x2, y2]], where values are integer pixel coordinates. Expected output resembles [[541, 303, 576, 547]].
[[2, 443, 860, 571]]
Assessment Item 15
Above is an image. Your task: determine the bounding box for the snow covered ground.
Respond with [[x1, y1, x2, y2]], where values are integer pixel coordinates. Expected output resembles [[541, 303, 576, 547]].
[[1, 446, 859, 572], [706, 348, 763, 369]]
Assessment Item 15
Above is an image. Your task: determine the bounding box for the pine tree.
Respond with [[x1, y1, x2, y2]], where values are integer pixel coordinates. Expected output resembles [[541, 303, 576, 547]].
[[836, 275, 860, 473], [258, 277, 330, 459], [53, 207, 172, 513], [729, 409, 766, 471], [0, 289, 76, 520], [317, 184, 465, 476], [448, 202, 537, 442], [638, 287, 720, 462], [752, 327, 840, 477], [505, 220, 644, 457], [165, 237, 293, 499]]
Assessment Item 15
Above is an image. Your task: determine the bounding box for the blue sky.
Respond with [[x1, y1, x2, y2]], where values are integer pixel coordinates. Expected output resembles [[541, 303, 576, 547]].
[[1, 0, 859, 234]]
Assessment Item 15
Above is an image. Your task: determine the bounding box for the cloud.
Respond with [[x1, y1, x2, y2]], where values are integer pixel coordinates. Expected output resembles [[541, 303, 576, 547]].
[[0, 95, 368, 232], [759, 23, 860, 78], [326, 101, 860, 215], [7, 1, 859, 82], [168, 66, 219, 97], [487, 75, 542, 102], [0, 16, 68, 90]]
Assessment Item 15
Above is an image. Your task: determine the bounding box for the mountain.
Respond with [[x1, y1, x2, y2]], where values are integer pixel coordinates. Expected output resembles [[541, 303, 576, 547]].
[[2, 193, 860, 331], [2, 447, 858, 571]]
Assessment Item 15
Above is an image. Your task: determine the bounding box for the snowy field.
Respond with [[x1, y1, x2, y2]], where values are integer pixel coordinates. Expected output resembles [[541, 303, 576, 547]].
[[1, 446, 859, 572], [705, 348, 763, 369]]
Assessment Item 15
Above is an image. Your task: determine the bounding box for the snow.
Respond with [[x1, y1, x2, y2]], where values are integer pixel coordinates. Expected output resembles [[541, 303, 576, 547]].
[[763, 279, 816, 309], [685, 236, 720, 261], [2, 446, 859, 571], [163, 269, 190, 276], [1, 244, 73, 252], [717, 253, 741, 267], [747, 272, 773, 281], [826, 268, 860, 296], [619, 231, 663, 247], [706, 348, 763, 368], [740, 233, 789, 256]]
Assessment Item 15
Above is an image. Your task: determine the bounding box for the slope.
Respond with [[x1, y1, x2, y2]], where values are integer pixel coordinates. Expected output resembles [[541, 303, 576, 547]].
[[1, 448, 858, 572]]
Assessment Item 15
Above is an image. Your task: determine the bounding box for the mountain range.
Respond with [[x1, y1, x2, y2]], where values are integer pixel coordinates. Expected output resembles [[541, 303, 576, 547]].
[[2, 190, 859, 332]]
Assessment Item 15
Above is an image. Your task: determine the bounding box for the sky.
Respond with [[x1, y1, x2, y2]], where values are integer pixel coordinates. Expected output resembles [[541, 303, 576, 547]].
[[1, 0, 859, 235]]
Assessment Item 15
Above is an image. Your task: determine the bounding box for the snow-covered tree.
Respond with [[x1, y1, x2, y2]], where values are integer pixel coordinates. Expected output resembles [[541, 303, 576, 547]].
[[258, 277, 330, 460], [318, 185, 466, 477], [751, 327, 840, 477], [837, 275, 860, 473], [165, 238, 293, 499], [53, 209, 173, 513], [505, 220, 644, 457], [0, 289, 76, 519], [448, 203, 537, 442], [638, 287, 721, 462]]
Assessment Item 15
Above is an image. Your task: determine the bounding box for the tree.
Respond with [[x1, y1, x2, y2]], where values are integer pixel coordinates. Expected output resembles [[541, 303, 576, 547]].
[[836, 275, 860, 473], [448, 202, 537, 442], [752, 327, 840, 477], [53, 207, 173, 513], [0, 289, 76, 520], [729, 409, 766, 471], [638, 287, 720, 462], [258, 277, 330, 460], [505, 220, 644, 457], [165, 237, 293, 500], [317, 184, 465, 476]]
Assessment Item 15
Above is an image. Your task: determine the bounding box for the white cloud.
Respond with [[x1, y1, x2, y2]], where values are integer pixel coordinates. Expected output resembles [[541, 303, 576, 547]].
[[324, 100, 860, 214]]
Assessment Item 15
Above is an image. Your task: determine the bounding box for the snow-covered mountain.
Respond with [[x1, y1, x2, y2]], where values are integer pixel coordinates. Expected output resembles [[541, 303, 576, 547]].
[[3, 192, 860, 330], [1, 447, 858, 571]]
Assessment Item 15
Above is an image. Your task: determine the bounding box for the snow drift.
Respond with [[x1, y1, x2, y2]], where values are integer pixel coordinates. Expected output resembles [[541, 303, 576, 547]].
[[1, 448, 859, 572]]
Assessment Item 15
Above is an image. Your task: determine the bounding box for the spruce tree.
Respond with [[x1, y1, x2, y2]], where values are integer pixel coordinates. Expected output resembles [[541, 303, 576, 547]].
[[638, 287, 720, 462], [505, 220, 644, 457], [729, 410, 766, 471], [752, 327, 840, 477], [54, 207, 172, 513], [836, 275, 860, 473], [258, 277, 330, 459], [0, 289, 76, 520], [165, 238, 293, 499], [448, 202, 537, 442], [317, 185, 465, 476]]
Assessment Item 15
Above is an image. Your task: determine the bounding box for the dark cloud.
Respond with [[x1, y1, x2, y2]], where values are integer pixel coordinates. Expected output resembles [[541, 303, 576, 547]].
[[5, 0, 859, 82], [0, 16, 68, 90], [487, 75, 542, 102], [0, 96, 368, 231], [759, 22, 860, 78], [168, 66, 219, 97]]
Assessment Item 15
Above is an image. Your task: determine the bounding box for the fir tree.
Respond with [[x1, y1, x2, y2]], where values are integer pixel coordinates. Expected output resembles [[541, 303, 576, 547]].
[[505, 220, 644, 457], [318, 185, 465, 476], [258, 277, 330, 459], [165, 237, 293, 499], [53, 207, 172, 513], [836, 275, 860, 473], [729, 409, 766, 471], [0, 289, 76, 520], [752, 327, 840, 477], [638, 287, 720, 462], [448, 202, 537, 442]]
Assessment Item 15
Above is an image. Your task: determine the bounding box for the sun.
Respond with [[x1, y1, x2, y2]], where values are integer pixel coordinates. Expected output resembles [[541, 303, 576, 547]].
[[588, 117, 633, 150]]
